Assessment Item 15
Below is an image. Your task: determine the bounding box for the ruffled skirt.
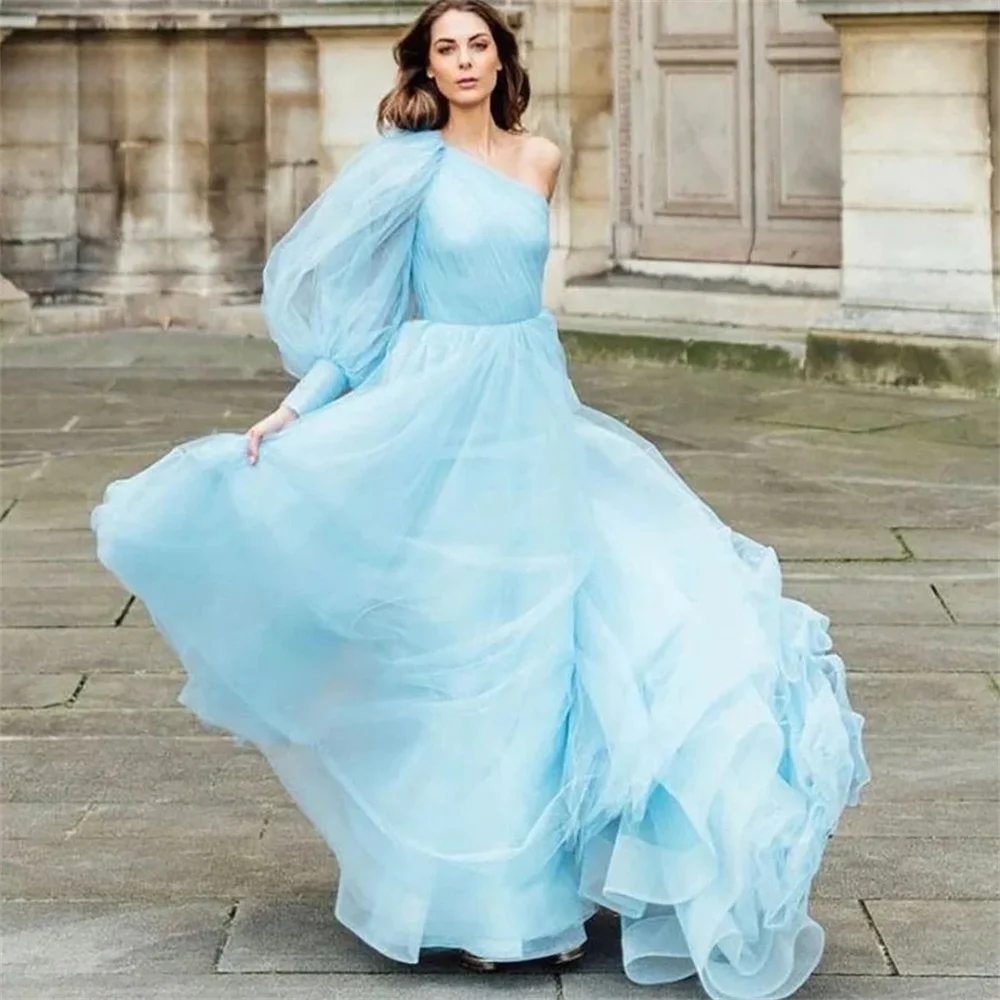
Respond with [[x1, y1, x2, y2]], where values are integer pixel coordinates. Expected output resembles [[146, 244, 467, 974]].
[[92, 312, 869, 1000]]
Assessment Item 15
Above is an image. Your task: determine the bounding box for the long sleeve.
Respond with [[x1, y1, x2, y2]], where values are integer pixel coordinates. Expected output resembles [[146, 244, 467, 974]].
[[262, 129, 444, 417], [281, 359, 348, 417]]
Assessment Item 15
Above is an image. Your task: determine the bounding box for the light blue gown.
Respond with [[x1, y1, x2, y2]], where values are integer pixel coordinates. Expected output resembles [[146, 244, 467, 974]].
[[92, 128, 869, 1000]]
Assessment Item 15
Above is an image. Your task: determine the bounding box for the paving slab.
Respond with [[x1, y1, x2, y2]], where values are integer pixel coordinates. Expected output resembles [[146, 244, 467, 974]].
[[809, 900, 890, 976], [73, 674, 183, 709], [0, 462, 45, 505], [831, 624, 999, 673], [748, 422, 996, 488], [218, 895, 404, 974], [815, 836, 999, 899], [937, 579, 1000, 624], [0, 707, 207, 738], [261, 806, 328, 844], [747, 388, 979, 431], [562, 974, 999, 1000], [75, 803, 268, 841], [0, 803, 90, 841], [1, 836, 335, 901], [119, 600, 155, 628], [0, 396, 117, 434], [0, 901, 233, 975], [897, 527, 1000, 561], [213, 897, 886, 979], [836, 799, 1000, 838], [0, 672, 83, 708], [18, 451, 166, 502], [784, 579, 951, 625], [0, 427, 227, 459], [0, 369, 115, 394], [0, 528, 98, 561], [0, 587, 128, 627], [865, 900, 1000, 976], [846, 672, 998, 738], [0, 737, 288, 805], [860, 735, 999, 803], [0, 627, 179, 674], [2, 360, 999, 992], [879, 409, 999, 449], [0, 974, 560, 1000], [0, 560, 110, 589], [667, 456, 838, 502], [2, 498, 98, 531], [752, 526, 908, 561]]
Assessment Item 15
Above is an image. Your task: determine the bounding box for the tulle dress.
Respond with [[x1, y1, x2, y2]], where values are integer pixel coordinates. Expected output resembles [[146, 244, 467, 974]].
[[92, 128, 869, 1000]]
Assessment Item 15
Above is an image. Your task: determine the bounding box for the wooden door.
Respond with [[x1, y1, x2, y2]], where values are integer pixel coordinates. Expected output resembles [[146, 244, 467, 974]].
[[751, 0, 841, 265], [615, 0, 842, 266]]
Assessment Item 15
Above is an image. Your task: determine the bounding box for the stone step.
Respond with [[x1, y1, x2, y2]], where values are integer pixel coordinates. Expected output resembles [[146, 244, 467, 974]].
[[561, 273, 837, 334]]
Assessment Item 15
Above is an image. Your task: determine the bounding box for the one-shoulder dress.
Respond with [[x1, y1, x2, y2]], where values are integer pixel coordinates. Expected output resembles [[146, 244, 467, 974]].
[[92, 128, 869, 1000]]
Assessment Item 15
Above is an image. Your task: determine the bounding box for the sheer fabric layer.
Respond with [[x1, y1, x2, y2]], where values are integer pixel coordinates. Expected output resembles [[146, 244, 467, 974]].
[[92, 129, 869, 1000]]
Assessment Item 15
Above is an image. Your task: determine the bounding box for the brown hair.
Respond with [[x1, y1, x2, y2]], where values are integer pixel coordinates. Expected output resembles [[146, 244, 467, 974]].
[[377, 0, 530, 134]]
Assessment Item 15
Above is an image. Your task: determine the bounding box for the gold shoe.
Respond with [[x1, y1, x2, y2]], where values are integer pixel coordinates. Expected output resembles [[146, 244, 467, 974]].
[[459, 951, 500, 972]]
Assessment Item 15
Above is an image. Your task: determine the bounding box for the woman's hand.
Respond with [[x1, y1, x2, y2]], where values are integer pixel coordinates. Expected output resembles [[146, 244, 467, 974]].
[[245, 405, 298, 465]]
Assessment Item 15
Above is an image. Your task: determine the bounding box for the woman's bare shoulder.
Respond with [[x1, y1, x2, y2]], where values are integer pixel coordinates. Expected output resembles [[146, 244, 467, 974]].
[[516, 134, 562, 197], [521, 134, 562, 171]]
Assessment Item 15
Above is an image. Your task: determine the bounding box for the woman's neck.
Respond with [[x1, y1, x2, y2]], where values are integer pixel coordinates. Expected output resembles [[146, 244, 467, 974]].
[[441, 102, 502, 155]]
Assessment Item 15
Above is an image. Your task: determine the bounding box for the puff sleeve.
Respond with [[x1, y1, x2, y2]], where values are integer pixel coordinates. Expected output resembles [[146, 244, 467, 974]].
[[261, 129, 444, 416]]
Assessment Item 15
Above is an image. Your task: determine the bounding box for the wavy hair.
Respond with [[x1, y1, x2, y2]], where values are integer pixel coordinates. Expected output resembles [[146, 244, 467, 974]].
[[377, 0, 530, 133]]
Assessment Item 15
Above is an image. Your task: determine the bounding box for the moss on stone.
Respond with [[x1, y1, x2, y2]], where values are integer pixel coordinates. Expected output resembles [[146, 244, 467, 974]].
[[559, 329, 800, 376], [806, 334, 1000, 395], [557, 324, 999, 396]]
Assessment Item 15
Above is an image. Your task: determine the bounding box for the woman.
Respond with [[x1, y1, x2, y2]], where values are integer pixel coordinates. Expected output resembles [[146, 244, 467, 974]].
[[92, 2, 869, 998]]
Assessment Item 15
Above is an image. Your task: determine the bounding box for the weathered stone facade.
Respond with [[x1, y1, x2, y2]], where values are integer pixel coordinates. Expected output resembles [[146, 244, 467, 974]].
[[802, 0, 1000, 343], [0, 0, 997, 363]]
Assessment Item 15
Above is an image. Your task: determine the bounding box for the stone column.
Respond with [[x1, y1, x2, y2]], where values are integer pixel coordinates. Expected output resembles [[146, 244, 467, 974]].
[[801, 1, 999, 341], [527, 0, 613, 308], [307, 28, 398, 186], [0, 28, 79, 301], [0, 28, 31, 334], [94, 31, 264, 327], [92, 33, 185, 320], [990, 19, 999, 314], [264, 34, 320, 251]]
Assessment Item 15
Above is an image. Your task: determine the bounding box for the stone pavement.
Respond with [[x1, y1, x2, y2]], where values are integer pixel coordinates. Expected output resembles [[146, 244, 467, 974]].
[[1, 334, 998, 1000]]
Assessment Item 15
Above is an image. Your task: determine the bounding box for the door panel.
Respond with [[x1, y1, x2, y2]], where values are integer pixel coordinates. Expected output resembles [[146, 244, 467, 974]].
[[634, 0, 753, 261], [617, 0, 842, 266], [752, 0, 842, 264]]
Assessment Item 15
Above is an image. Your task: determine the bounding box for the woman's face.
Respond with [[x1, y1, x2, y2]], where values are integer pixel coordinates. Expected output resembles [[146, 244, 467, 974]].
[[427, 9, 502, 109]]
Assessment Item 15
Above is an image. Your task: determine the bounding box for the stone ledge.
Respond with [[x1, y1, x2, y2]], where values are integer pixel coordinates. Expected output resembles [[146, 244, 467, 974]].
[[0, 2, 426, 32], [559, 317, 999, 394], [801, 0, 1000, 15], [0, 1, 526, 32], [4, 308, 996, 394], [806, 329, 1000, 392], [815, 305, 999, 341], [0, 276, 31, 337]]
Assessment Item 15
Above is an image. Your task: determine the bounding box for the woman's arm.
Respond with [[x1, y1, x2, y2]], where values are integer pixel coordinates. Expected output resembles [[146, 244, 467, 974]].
[[280, 358, 349, 417]]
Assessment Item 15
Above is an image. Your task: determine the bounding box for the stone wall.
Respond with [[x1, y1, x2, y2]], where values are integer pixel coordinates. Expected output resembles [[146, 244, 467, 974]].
[[991, 18, 999, 312], [525, 0, 613, 305], [1, 33, 80, 302], [1, 1, 611, 329], [803, 0, 1000, 339], [838, 15, 995, 317], [1, 30, 275, 322]]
